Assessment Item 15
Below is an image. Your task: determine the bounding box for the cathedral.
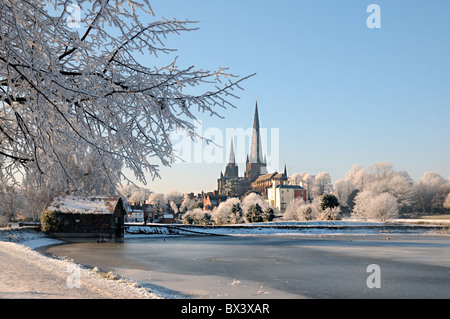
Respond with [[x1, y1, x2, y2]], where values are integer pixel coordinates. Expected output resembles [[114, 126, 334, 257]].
[[217, 101, 288, 197]]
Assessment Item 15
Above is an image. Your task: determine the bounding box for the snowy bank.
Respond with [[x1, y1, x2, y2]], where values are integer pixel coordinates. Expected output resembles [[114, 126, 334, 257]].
[[0, 228, 162, 299], [0, 227, 65, 249], [125, 220, 450, 238]]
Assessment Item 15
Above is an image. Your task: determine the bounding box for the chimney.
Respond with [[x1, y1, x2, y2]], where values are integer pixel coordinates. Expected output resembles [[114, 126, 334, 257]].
[[273, 180, 277, 207]]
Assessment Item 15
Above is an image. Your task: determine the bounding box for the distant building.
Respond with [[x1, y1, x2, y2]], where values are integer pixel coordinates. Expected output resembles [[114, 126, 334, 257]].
[[159, 214, 176, 224], [267, 182, 307, 211], [203, 191, 228, 211], [126, 201, 153, 223], [244, 102, 268, 183], [216, 100, 289, 198], [217, 139, 242, 195], [127, 203, 144, 222], [251, 166, 288, 196]]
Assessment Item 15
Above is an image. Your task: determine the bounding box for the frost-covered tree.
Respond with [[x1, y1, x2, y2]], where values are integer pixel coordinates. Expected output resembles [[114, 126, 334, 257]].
[[367, 169, 414, 211], [182, 208, 211, 225], [444, 193, 450, 209], [374, 162, 398, 180], [284, 197, 314, 221], [20, 143, 122, 196], [332, 179, 354, 209], [352, 191, 399, 221], [0, 183, 25, 222], [284, 193, 341, 221], [169, 200, 179, 215], [229, 203, 244, 224], [211, 197, 241, 225], [128, 187, 152, 204], [241, 192, 269, 218], [21, 178, 51, 221], [165, 190, 183, 205], [310, 171, 332, 198], [432, 183, 450, 213], [288, 172, 304, 186], [415, 171, 446, 214], [0, 0, 252, 192], [338, 162, 414, 213], [147, 192, 166, 206], [119, 184, 139, 199], [180, 193, 195, 212], [344, 164, 370, 191]]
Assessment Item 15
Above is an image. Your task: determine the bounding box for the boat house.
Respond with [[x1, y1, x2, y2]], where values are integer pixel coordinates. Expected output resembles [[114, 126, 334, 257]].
[[41, 195, 126, 242]]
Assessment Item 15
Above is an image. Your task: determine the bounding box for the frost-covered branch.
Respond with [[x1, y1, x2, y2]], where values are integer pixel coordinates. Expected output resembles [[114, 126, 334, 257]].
[[0, 0, 253, 193]]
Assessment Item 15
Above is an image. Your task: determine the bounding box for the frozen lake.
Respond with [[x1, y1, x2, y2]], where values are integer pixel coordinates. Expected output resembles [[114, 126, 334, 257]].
[[44, 234, 450, 299]]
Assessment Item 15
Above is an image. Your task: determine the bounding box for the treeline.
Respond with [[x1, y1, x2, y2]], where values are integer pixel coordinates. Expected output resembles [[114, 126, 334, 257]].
[[287, 162, 450, 221], [182, 192, 276, 225], [2, 161, 449, 226]]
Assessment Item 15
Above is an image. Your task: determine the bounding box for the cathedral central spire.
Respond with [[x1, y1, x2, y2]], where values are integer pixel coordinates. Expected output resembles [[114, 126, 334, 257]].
[[250, 101, 263, 164], [245, 99, 267, 183], [228, 139, 235, 164], [217, 98, 287, 196]]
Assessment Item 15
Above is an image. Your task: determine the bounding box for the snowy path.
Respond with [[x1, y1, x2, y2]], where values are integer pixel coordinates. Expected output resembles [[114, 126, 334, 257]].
[[0, 232, 162, 299]]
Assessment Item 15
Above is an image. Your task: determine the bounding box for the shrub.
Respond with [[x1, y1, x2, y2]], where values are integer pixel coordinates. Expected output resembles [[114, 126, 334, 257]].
[[319, 206, 342, 220], [320, 194, 340, 211], [245, 203, 264, 223], [241, 192, 269, 216], [40, 210, 61, 233], [318, 194, 341, 220], [299, 205, 314, 221], [211, 197, 242, 225], [263, 207, 275, 222], [182, 208, 211, 225], [228, 203, 243, 224]]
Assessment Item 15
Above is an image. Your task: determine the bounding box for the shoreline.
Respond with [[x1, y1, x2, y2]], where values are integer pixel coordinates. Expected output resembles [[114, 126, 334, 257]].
[[1, 222, 449, 299], [0, 228, 163, 299], [42, 232, 450, 299]]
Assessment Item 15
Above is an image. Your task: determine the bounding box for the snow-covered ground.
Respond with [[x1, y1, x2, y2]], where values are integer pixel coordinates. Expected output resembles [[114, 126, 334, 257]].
[[0, 228, 162, 299], [0, 220, 448, 299]]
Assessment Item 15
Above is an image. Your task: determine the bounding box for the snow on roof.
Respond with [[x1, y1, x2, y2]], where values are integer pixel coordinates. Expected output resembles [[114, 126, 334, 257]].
[[277, 184, 304, 189], [45, 195, 120, 214]]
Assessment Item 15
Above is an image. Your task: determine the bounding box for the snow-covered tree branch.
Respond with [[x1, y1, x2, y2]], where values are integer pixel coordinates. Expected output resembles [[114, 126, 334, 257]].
[[0, 0, 253, 192]]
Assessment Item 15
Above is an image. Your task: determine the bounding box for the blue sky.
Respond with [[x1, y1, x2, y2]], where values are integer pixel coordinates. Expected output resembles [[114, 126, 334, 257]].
[[132, 0, 450, 194]]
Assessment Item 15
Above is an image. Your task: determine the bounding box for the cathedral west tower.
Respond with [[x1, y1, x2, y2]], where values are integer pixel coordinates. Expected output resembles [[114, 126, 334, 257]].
[[217, 139, 240, 195]]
